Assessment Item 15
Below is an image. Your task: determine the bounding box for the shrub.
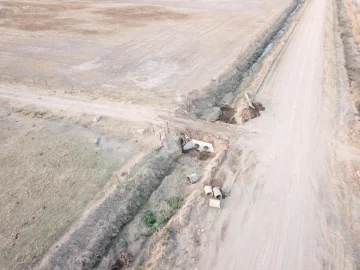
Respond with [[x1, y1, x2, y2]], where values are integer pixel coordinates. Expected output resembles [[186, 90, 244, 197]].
[[142, 211, 157, 228], [167, 197, 184, 210]]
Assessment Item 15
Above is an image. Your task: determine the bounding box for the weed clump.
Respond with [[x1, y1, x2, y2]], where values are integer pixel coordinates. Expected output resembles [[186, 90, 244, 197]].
[[167, 197, 184, 211], [142, 211, 157, 228], [141, 197, 184, 234], [120, 239, 128, 249]]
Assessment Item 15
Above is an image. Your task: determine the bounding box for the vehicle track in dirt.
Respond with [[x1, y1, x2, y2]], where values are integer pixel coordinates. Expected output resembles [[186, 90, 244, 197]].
[[199, 0, 359, 268]]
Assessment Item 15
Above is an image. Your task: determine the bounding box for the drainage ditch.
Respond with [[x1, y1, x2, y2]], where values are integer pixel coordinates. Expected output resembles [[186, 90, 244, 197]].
[[188, 0, 301, 124], [39, 143, 180, 270]]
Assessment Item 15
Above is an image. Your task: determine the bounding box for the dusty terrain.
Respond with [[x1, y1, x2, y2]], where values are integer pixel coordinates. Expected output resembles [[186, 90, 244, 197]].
[[0, 0, 294, 107], [1, 0, 360, 269]]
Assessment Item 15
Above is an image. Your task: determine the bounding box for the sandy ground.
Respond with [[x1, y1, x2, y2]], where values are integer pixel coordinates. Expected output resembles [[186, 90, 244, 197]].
[[0, 0, 293, 107], [198, 0, 360, 269]]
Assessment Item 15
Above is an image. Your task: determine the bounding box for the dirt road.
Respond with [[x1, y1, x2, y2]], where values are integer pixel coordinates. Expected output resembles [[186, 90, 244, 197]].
[[200, 0, 357, 268]]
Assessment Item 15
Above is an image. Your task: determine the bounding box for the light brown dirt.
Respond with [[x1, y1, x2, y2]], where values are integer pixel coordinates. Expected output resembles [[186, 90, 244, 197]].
[[198, 0, 360, 269], [0, 0, 293, 108]]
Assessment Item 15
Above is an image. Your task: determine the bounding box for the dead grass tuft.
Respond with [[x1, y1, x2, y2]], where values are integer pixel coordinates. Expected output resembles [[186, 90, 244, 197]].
[[110, 252, 133, 270]]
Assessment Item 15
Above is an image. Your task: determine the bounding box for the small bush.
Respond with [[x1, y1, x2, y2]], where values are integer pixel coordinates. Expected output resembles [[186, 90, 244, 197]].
[[152, 215, 170, 231], [141, 200, 183, 234], [165, 227, 174, 240], [142, 211, 157, 228], [120, 239, 128, 248], [167, 197, 184, 210]]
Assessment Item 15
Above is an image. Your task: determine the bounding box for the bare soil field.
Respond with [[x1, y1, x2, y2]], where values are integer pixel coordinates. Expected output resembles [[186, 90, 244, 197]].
[[0, 0, 294, 108]]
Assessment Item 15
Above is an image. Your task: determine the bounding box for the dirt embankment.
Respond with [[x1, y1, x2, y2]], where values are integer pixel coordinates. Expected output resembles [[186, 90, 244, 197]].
[[341, 0, 360, 46], [334, 0, 360, 264], [187, 0, 300, 121], [337, 0, 360, 141]]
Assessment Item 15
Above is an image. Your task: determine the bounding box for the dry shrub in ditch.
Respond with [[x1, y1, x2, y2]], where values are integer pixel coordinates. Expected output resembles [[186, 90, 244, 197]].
[[110, 252, 133, 270]]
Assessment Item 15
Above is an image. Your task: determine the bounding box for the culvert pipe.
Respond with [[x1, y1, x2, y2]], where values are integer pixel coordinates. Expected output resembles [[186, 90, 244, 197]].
[[213, 187, 222, 199], [186, 173, 199, 184], [204, 185, 213, 197]]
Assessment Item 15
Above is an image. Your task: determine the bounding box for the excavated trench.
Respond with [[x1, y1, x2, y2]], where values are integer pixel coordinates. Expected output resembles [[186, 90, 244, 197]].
[[189, 0, 302, 124], [38, 143, 180, 269]]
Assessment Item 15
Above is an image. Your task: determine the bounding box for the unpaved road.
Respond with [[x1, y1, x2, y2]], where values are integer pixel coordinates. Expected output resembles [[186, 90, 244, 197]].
[[0, 87, 240, 137], [200, 0, 357, 268]]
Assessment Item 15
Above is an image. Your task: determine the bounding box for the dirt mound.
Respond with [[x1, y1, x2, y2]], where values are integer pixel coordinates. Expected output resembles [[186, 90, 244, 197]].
[[198, 151, 213, 160], [218, 106, 237, 124], [240, 107, 258, 123], [253, 102, 265, 112], [237, 102, 265, 123]]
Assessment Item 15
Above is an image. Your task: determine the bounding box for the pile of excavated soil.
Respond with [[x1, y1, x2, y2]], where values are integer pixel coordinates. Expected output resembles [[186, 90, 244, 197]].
[[218, 106, 237, 124], [237, 102, 265, 123]]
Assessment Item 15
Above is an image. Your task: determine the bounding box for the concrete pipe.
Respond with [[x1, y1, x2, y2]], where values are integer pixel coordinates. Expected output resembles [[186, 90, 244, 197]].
[[213, 187, 222, 199], [186, 173, 199, 184], [204, 185, 213, 197], [209, 198, 221, 208]]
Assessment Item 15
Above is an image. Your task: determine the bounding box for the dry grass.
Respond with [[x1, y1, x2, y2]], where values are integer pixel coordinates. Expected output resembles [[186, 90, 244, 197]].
[[343, 0, 360, 46], [338, 0, 360, 85], [0, 112, 122, 269]]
